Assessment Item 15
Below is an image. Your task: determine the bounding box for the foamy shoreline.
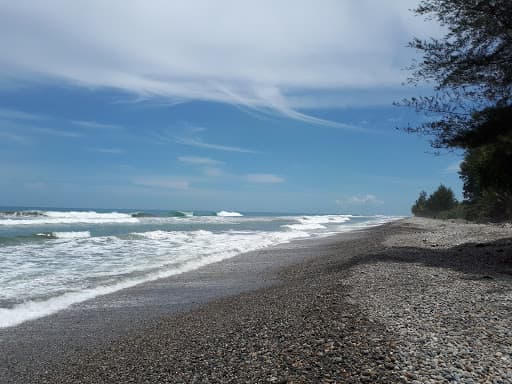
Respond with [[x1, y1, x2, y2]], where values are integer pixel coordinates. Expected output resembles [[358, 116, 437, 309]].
[[0, 213, 396, 329]]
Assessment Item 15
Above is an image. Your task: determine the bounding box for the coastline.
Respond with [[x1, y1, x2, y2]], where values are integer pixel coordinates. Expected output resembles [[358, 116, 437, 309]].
[[2, 218, 512, 383], [0, 227, 370, 383]]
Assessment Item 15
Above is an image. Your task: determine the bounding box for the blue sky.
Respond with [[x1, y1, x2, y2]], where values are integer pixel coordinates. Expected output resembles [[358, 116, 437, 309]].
[[0, 1, 462, 215]]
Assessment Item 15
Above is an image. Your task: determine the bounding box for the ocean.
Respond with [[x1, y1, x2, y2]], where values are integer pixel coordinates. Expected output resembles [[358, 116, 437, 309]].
[[0, 207, 400, 328]]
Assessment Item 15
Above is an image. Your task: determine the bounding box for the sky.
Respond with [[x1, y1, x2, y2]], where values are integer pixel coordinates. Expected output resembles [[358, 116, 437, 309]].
[[0, 1, 463, 215]]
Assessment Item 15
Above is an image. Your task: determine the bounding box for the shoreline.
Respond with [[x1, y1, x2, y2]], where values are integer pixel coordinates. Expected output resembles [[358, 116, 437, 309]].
[[3, 218, 512, 383], [0, 226, 371, 383]]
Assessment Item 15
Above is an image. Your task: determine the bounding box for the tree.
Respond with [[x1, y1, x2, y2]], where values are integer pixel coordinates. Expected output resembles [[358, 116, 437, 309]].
[[401, 0, 512, 148], [459, 135, 512, 221], [425, 184, 457, 212], [412, 191, 428, 216], [411, 185, 458, 217], [402, 0, 512, 221]]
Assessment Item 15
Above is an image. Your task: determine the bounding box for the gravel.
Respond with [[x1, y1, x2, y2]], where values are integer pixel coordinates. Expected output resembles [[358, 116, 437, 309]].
[[19, 218, 512, 382], [349, 217, 512, 383]]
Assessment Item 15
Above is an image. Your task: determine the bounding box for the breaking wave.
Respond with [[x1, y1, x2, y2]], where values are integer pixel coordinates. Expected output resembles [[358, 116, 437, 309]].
[[0, 228, 310, 328], [0, 210, 139, 225], [36, 231, 91, 239], [216, 211, 243, 217]]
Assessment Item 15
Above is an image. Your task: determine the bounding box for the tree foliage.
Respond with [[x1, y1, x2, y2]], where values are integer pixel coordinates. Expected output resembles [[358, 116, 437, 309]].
[[412, 185, 458, 217], [459, 132, 512, 221], [402, 0, 512, 148], [412, 190, 429, 216], [403, 0, 512, 221]]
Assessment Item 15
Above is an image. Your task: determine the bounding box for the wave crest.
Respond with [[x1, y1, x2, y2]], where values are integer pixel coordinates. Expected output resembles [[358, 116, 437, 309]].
[[216, 210, 243, 217], [0, 210, 139, 225]]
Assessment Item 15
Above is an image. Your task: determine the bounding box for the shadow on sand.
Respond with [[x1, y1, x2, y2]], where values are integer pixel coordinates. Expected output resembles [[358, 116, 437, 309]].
[[345, 236, 512, 278]]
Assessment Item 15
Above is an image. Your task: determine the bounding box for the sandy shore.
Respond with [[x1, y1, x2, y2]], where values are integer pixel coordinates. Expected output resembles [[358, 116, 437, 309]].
[[2, 218, 512, 383]]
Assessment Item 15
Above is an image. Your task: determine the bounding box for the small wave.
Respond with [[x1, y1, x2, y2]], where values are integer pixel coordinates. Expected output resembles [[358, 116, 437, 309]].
[[35, 232, 56, 239], [0, 228, 312, 328], [54, 231, 91, 239], [216, 210, 243, 217], [130, 211, 155, 218], [282, 223, 327, 231], [0, 210, 45, 218], [36, 231, 91, 239], [295, 215, 352, 225], [194, 211, 217, 216], [134, 229, 213, 241], [131, 211, 194, 218], [0, 210, 139, 225], [168, 211, 194, 217]]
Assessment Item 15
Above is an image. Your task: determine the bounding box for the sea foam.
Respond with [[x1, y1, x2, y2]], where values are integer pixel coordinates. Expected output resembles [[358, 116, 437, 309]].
[[216, 210, 243, 217], [0, 213, 401, 328], [0, 228, 311, 328], [36, 231, 91, 239], [0, 210, 139, 225]]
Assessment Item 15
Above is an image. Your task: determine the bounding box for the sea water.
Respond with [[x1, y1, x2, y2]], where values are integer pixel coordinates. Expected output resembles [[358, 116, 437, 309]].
[[0, 208, 400, 328]]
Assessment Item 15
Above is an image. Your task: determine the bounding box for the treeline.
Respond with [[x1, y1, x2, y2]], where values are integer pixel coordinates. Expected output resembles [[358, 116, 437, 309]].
[[412, 177, 512, 222], [412, 185, 462, 220]]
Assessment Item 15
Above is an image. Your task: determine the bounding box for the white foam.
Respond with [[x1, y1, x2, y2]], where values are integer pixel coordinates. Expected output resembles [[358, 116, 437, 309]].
[[280, 215, 352, 231], [0, 214, 402, 328], [53, 231, 91, 239], [36, 231, 92, 239], [282, 223, 327, 230], [0, 228, 310, 328], [0, 210, 139, 225], [296, 215, 352, 225], [216, 210, 243, 217]]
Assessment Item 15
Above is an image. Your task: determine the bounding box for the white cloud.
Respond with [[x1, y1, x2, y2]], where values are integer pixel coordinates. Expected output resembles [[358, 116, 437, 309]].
[[88, 147, 124, 154], [0, 108, 46, 121], [133, 177, 189, 190], [175, 136, 259, 154], [31, 127, 82, 138], [245, 174, 284, 184], [0, 1, 435, 124], [0, 115, 81, 143], [71, 120, 123, 130], [178, 156, 224, 166], [337, 194, 383, 205]]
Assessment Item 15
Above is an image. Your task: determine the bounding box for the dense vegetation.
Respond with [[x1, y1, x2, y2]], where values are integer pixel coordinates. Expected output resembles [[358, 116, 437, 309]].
[[412, 185, 462, 219], [403, 0, 512, 221]]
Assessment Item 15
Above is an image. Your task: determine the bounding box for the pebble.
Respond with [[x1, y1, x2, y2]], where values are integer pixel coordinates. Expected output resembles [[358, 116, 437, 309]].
[[33, 218, 512, 383]]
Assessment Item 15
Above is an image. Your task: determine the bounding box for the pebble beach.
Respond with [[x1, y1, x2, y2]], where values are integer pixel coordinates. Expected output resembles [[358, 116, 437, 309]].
[[3, 217, 512, 383]]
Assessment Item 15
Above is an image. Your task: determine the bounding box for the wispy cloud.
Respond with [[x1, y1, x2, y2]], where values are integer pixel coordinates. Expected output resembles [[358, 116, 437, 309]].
[[203, 167, 224, 177], [337, 194, 383, 205], [0, 108, 46, 121], [0, 1, 436, 126], [0, 117, 83, 141], [31, 127, 82, 138], [245, 174, 284, 184], [175, 137, 260, 154], [88, 147, 124, 154], [0, 129, 30, 144], [178, 156, 224, 166], [133, 176, 189, 190], [71, 120, 123, 130]]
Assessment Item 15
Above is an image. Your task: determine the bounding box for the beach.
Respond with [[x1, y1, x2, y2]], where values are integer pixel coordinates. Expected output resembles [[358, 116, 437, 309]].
[[2, 217, 512, 383]]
